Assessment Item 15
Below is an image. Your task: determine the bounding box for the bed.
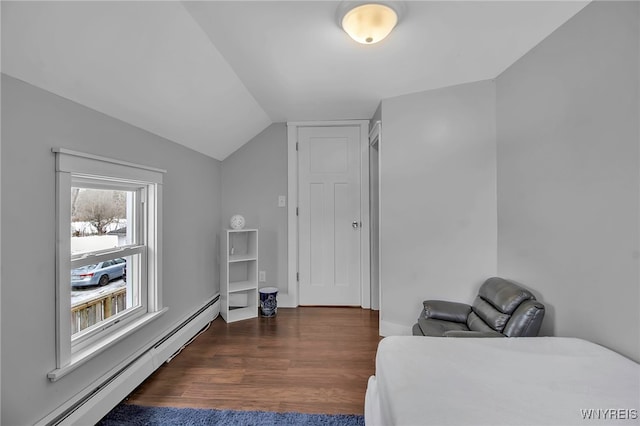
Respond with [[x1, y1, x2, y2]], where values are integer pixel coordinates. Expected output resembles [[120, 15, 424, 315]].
[[365, 336, 640, 425]]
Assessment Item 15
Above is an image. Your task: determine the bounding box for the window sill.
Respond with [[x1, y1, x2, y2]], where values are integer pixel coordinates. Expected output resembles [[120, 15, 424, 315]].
[[47, 308, 168, 382]]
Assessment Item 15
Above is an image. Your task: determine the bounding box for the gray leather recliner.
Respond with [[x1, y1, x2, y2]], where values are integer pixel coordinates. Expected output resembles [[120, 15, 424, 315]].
[[412, 277, 545, 337]]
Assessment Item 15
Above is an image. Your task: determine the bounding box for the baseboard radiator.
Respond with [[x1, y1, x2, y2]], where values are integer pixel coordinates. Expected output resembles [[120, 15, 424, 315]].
[[39, 294, 220, 426]]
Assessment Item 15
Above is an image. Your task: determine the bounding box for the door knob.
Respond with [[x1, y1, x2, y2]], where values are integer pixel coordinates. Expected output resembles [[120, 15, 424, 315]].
[[352, 221, 360, 229]]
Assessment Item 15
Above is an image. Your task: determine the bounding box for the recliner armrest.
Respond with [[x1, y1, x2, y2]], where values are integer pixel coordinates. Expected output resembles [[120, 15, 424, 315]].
[[443, 330, 504, 338], [422, 300, 471, 323]]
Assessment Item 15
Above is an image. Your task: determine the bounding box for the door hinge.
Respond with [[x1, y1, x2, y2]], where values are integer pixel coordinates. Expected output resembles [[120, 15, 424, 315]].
[[296, 207, 299, 216], [296, 142, 299, 151], [296, 272, 299, 282]]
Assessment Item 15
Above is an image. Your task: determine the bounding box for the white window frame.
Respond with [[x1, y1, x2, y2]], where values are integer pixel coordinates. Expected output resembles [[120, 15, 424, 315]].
[[49, 148, 167, 381], [69, 178, 147, 352]]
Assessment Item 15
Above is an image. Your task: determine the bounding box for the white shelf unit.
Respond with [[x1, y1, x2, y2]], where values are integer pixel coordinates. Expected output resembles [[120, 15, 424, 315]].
[[221, 228, 258, 322]]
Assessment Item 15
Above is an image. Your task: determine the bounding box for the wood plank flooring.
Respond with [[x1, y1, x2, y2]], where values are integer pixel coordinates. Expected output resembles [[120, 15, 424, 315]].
[[126, 307, 381, 415]]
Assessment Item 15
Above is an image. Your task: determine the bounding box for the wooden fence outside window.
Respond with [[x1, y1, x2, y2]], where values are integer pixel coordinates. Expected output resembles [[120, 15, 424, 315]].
[[71, 288, 126, 334]]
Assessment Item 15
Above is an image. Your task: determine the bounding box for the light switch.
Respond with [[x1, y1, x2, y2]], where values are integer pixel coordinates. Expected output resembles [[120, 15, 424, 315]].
[[278, 195, 286, 207], [259, 271, 266, 282]]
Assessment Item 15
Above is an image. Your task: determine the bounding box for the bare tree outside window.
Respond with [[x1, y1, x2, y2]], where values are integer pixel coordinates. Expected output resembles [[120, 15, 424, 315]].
[[72, 189, 126, 235]]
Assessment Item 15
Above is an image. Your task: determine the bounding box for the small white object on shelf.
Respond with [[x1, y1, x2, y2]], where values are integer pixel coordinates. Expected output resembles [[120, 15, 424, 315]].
[[230, 214, 245, 230]]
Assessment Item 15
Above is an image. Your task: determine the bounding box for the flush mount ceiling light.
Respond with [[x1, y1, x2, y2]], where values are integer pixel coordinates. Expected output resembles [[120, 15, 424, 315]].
[[338, 2, 402, 45]]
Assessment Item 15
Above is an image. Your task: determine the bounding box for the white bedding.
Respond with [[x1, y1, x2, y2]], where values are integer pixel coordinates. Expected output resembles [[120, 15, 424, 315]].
[[365, 336, 640, 426]]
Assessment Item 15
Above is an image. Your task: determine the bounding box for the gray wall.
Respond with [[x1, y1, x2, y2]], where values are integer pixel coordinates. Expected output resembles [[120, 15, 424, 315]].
[[220, 123, 288, 293], [496, 1, 640, 361], [379, 80, 498, 334], [1, 74, 222, 425]]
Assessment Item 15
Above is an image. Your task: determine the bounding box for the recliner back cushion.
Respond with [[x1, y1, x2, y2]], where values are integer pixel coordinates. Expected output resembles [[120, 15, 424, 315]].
[[471, 296, 510, 332], [466, 311, 497, 333], [479, 277, 534, 314]]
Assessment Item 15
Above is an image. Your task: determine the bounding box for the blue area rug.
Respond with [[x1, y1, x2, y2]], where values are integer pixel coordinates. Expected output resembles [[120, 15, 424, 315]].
[[98, 404, 365, 426]]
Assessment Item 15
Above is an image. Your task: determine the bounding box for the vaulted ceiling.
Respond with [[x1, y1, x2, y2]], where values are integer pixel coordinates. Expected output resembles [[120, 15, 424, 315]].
[[2, 1, 589, 160]]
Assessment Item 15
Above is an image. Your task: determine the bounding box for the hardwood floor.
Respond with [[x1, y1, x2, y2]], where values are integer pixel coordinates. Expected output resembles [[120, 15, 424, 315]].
[[126, 307, 381, 415]]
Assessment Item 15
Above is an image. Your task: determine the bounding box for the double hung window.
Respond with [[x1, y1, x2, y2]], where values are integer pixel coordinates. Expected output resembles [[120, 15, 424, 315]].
[[51, 149, 166, 380]]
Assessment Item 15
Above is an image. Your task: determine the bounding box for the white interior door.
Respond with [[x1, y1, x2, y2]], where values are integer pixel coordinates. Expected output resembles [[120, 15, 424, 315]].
[[298, 125, 361, 305]]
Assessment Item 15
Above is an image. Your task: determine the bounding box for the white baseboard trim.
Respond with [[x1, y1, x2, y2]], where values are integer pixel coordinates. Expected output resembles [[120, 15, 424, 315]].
[[60, 351, 157, 426], [379, 319, 412, 337], [37, 294, 220, 426]]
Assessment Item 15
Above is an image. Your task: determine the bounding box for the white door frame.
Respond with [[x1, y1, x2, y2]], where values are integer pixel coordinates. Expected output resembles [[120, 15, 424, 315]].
[[369, 120, 382, 311], [284, 120, 370, 308]]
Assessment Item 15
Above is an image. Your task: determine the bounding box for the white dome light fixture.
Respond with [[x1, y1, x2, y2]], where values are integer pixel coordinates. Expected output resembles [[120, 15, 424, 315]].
[[339, 2, 401, 45]]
